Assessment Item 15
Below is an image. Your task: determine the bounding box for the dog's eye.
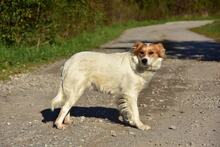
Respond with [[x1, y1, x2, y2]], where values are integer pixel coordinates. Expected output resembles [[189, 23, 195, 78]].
[[139, 51, 145, 55], [149, 51, 154, 55]]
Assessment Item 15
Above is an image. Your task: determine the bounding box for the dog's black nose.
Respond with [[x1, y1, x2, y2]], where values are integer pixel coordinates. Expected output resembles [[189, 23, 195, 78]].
[[141, 58, 148, 65]]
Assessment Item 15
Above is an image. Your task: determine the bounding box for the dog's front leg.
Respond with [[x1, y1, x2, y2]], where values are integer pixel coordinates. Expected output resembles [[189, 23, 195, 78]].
[[119, 94, 151, 131], [130, 95, 151, 130]]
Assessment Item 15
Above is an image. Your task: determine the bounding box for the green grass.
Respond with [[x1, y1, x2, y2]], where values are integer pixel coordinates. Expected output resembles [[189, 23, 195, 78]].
[[0, 17, 217, 80], [191, 20, 220, 42]]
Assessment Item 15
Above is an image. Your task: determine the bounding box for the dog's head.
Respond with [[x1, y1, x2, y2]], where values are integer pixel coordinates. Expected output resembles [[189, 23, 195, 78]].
[[132, 41, 166, 70]]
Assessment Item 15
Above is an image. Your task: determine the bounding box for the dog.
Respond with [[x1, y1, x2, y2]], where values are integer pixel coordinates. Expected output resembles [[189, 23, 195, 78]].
[[51, 41, 165, 130]]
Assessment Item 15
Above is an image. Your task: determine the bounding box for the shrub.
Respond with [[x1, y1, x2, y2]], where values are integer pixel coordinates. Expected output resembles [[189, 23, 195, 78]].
[[0, 0, 219, 46]]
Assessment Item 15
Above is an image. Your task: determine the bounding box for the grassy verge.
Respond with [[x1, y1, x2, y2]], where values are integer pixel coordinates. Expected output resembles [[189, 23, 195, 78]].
[[191, 20, 220, 42], [0, 17, 217, 80]]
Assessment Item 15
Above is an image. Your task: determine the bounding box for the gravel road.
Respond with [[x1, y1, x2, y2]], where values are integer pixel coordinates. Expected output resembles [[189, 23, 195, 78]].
[[0, 20, 220, 147]]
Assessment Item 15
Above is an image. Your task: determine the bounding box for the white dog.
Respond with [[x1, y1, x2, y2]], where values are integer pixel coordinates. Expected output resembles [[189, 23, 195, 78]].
[[51, 41, 165, 130]]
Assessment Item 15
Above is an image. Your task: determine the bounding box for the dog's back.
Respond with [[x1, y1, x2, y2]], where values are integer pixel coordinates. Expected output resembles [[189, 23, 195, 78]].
[[63, 51, 131, 74]]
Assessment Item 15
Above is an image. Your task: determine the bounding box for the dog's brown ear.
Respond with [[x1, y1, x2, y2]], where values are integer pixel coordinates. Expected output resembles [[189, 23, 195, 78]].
[[132, 41, 144, 55], [156, 43, 166, 58]]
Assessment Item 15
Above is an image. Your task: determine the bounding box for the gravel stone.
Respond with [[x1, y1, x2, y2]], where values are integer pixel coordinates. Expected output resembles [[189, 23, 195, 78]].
[[110, 130, 116, 137], [169, 125, 177, 130]]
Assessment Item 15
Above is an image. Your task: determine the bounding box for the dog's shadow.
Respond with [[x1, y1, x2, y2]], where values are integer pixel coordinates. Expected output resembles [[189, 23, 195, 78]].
[[41, 106, 122, 125]]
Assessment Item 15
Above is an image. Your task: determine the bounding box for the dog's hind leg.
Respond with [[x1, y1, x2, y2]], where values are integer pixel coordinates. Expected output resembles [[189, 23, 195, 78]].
[[118, 93, 151, 131], [117, 96, 133, 124], [54, 79, 87, 129], [64, 112, 73, 125]]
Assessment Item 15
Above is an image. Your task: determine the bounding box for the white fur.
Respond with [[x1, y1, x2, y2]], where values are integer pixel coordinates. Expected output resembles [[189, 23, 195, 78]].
[[51, 51, 163, 130]]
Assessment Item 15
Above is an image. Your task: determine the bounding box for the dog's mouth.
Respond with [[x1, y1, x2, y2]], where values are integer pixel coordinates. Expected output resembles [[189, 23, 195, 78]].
[[139, 59, 160, 71], [141, 64, 150, 68], [139, 62, 152, 69]]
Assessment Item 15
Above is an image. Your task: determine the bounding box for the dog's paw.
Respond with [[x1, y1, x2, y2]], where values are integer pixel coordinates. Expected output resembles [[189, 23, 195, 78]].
[[137, 124, 151, 131], [64, 118, 73, 125], [55, 123, 68, 130]]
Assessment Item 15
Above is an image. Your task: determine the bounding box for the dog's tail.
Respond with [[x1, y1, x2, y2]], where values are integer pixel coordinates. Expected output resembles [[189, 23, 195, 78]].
[[51, 83, 65, 111]]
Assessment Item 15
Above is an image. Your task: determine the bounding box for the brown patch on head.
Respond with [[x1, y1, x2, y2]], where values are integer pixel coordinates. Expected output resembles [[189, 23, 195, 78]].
[[132, 41, 144, 55], [154, 43, 166, 58]]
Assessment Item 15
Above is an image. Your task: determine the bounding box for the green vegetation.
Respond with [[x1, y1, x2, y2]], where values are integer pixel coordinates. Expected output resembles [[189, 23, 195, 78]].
[[191, 20, 220, 42], [1, 0, 220, 46]]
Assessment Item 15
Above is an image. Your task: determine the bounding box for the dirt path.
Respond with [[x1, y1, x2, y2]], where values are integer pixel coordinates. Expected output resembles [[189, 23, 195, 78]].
[[0, 20, 220, 147]]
